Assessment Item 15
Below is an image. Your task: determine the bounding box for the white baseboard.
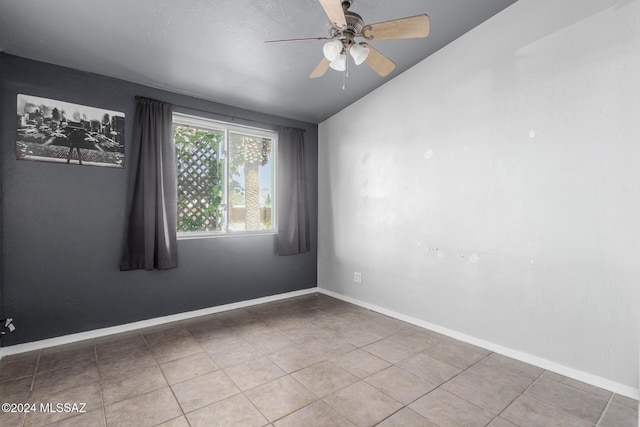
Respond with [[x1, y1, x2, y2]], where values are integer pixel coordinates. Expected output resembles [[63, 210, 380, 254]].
[[0, 287, 319, 359], [318, 288, 640, 401]]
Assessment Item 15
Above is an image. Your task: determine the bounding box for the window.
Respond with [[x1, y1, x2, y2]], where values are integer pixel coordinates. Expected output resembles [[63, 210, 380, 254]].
[[173, 113, 277, 237]]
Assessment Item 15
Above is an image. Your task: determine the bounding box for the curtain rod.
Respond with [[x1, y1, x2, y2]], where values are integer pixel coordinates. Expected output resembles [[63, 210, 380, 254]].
[[135, 96, 305, 132]]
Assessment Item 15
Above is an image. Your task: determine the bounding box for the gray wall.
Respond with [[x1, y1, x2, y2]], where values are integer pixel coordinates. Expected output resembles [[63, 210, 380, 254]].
[[0, 53, 318, 346], [0, 53, 4, 328], [318, 0, 639, 392]]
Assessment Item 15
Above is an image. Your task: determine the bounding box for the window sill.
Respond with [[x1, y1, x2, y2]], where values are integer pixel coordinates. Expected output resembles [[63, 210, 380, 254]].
[[177, 230, 278, 240]]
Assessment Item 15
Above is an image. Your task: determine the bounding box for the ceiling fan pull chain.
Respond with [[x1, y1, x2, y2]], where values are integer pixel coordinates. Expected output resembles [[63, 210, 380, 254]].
[[342, 52, 349, 90]]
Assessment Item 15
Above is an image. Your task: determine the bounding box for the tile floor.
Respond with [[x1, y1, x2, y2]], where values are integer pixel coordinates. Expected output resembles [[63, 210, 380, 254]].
[[0, 293, 637, 427]]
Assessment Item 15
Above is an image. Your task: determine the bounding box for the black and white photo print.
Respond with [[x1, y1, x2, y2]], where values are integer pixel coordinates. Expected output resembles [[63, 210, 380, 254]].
[[16, 94, 125, 168]]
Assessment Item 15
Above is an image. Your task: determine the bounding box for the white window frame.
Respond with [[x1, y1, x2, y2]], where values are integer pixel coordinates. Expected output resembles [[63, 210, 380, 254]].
[[173, 112, 278, 239]]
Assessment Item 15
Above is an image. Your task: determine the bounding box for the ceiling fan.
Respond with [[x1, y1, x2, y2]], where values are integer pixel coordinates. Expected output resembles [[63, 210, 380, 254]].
[[266, 0, 430, 81]]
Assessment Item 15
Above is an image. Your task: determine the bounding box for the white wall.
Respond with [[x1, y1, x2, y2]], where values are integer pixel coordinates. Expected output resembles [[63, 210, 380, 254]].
[[318, 0, 640, 394]]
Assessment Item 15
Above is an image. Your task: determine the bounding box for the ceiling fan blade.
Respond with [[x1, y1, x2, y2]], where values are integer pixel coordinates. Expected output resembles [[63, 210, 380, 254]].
[[310, 58, 331, 78], [362, 14, 430, 40], [318, 0, 347, 28], [265, 36, 330, 43], [363, 44, 396, 77]]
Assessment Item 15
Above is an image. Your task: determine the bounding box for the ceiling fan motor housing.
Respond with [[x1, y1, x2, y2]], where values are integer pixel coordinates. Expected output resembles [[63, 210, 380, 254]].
[[328, 10, 365, 45]]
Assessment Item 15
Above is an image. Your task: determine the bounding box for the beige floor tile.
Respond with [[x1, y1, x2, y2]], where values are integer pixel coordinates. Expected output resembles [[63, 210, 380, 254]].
[[316, 301, 358, 316], [101, 364, 168, 405], [0, 355, 38, 382], [40, 340, 95, 355], [25, 382, 102, 427], [599, 402, 638, 427], [409, 388, 493, 427], [105, 387, 182, 427], [366, 318, 410, 337], [0, 378, 32, 426], [266, 345, 325, 373], [448, 338, 492, 355], [397, 352, 461, 385], [160, 352, 218, 385], [376, 407, 438, 427], [466, 353, 542, 393], [217, 308, 257, 326], [36, 345, 96, 374], [0, 378, 30, 427], [542, 371, 612, 401], [330, 349, 390, 379], [31, 361, 100, 398], [94, 330, 141, 344], [335, 327, 384, 347], [278, 324, 335, 342], [0, 375, 33, 401], [155, 416, 191, 427], [97, 347, 158, 383], [0, 349, 41, 361], [487, 417, 519, 427], [501, 395, 594, 427], [142, 324, 191, 346], [365, 366, 436, 405], [155, 416, 190, 427], [96, 334, 147, 360], [301, 336, 357, 358], [422, 340, 487, 369], [524, 377, 608, 423], [297, 308, 335, 322], [149, 336, 204, 364], [207, 340, 262, 368], [183, 316, 226, 337], [612, 394, 639, 410], [224, 356, 286, 391], [387, 330, 442, 352], [192, 324, 243, 348], [245, 375, 316, 422], [171, 370, 240, 413], [231, 321, 279, 340], [186, 394, 268, 427], [292, 360, 358, 397], [262, 313, 307, 330], [0, 410, 24, 427], [324, 381, 403, 427], [441, 368, 522, 414], [43, 409, 106, 427], [246, 332, 297, 355], [313, 315, 352, 334], [336, 311, 379, 326], [363, 338, 417, 364], [274, 400, 356, 427]]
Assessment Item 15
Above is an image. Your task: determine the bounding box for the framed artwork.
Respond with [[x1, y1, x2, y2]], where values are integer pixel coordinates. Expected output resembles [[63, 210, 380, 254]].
[[16, 94, 125, 168]]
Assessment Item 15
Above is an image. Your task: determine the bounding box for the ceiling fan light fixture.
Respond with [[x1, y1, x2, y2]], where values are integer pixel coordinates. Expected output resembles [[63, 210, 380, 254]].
[[329, 53, 347, 71], [349, 42, 370, 65], [323, 39, 343, 61]]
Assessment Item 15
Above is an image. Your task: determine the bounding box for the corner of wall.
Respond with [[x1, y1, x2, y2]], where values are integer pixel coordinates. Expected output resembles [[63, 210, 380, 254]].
[[0, 51, 5, 347]]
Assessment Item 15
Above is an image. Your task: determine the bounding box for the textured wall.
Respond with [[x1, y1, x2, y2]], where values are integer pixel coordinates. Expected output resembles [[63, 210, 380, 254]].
[[0, 53, 318, 345], [318, 0, 639, 391]]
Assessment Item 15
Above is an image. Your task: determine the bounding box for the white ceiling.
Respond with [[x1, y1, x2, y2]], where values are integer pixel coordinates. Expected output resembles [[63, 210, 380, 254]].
[[0, 0, 517, 124]]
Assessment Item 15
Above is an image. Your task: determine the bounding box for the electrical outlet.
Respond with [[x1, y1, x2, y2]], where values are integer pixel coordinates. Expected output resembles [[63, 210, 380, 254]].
[[353, 272, 362, 283]]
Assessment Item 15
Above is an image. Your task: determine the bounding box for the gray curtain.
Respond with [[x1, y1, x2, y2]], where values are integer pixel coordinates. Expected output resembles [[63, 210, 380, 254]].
[[120, 97, 177, 270], [277, 127, 310, 255]]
